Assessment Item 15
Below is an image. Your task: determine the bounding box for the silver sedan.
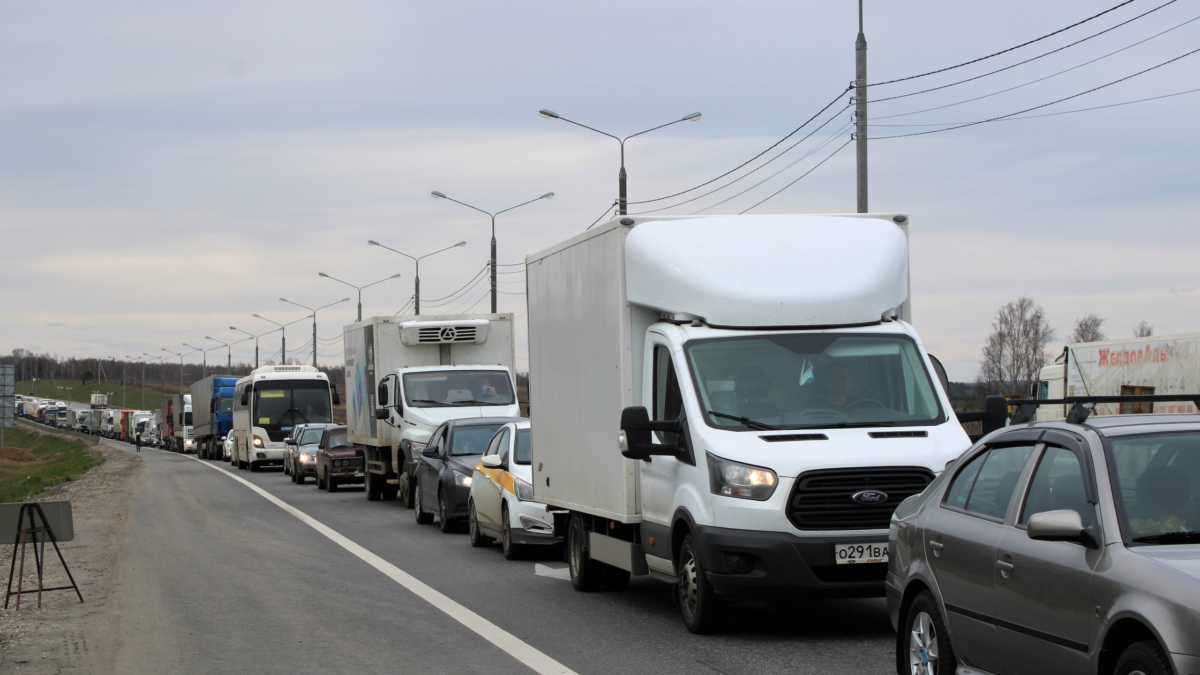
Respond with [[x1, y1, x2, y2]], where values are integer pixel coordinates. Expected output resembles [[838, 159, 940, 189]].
[[887, 413, 1200, 675]]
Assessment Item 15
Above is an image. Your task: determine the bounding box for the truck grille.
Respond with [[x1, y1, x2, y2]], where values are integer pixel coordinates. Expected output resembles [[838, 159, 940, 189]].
[[417, 326, 478, 343], [787, 467, 934, 531]]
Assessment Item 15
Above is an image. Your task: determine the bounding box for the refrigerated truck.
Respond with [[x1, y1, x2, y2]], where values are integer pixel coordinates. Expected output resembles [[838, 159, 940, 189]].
[[231, 365, 339, 471], [161, 394, 193, 452], [120, 410, 153, 443], [1034, 332, 1200, 420], [527, 213, 969, 632], [90, 393, 108, 408], [346, 314, 519, 503], [191, 376, 238, 460]]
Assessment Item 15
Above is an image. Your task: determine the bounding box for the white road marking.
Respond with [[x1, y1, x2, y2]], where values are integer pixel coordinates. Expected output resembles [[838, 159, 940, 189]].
[[534, 564, 571, 581], [185, 455, 578, 675]]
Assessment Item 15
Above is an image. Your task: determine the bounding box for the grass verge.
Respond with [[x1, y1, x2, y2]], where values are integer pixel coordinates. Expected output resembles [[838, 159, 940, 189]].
[[0, 425, 105, 503]]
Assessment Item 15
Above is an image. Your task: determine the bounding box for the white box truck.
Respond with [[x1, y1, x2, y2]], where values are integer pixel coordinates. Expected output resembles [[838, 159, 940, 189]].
[[345, 314, 519, 504], [90, 393, 108, 408], [527, 213, 970, 632], [1034, 332, 1200, 420]]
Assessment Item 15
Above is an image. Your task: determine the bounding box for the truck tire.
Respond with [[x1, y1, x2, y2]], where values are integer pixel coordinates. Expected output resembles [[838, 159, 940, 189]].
[[468, 501, 493, 547], [381, 482, 399, 501], [414, 480, 433, 524], [677, 533, 724, 634], [365, 472, 382, 501], [250, 462, 259, 472], [567, 514, 602, 592]]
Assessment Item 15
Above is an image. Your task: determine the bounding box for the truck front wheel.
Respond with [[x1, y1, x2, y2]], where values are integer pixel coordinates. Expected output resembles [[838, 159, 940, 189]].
[[365, 472, 382, 501], [677, 534, 724, 634], [567, 514, 602, 592]]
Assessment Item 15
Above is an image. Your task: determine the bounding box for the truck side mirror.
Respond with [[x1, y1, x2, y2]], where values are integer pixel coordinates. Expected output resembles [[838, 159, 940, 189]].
[[331, 385, 341, 406], [377, 382, 389, 407], [375, 408, 389, 420], [619, 406, 685, 461], [982, 395, 1008, 435]]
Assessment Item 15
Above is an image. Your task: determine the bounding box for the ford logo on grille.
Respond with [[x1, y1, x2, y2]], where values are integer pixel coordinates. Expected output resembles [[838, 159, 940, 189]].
[[851, 490, 889, 505]]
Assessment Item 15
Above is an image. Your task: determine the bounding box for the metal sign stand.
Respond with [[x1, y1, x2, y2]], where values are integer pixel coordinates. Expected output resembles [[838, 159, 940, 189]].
[[4, 503, 84, 609]]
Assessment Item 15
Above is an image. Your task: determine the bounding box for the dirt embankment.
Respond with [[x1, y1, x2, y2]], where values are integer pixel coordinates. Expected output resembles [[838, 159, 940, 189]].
[[0, 439, 141, 674]]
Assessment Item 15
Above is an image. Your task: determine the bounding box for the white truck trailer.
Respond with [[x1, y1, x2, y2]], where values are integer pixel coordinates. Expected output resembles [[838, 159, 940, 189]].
[[1034, 332, 1200, 420], [90, 393, 109, 408], [231, 365, 339, 471], [527, 213, 970, 633], [345, 314, 519, 504]]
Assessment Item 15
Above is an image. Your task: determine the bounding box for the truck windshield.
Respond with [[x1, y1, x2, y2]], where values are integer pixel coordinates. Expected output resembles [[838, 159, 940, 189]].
[[184, 412, 193, 426], [1108, 432, 1200, 544], [254, 381, 333, 434], [685, 333, 945, 430], [402, 370, 514, 408], [219, 397, 233, 414]]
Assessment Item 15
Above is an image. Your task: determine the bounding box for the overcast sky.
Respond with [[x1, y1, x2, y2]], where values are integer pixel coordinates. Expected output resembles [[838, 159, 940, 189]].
[[2, 0, 1198, 380]]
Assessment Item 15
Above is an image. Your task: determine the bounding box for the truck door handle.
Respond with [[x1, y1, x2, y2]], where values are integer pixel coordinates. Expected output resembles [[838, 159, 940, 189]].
[[996, 560, 1014, 572]]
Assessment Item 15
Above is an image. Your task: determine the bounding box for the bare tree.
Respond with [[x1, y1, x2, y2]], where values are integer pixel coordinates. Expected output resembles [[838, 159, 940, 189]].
[[976, 297, 1056, 397], [1070, 314, 1106, 343], [1133, 321, 1153, 338]]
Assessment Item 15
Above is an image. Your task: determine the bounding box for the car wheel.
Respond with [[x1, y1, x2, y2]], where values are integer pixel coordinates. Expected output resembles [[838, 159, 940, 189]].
[[402, 472, 416, 509], [901, 591, 957, 675], [316, 470, 325, 490], [414, 479, 433, 524], [438, 487, 455, 533], [567, 513, 602, 592], [468, 501, 492, 548], [295, 471, 304, 485], [327, 474, 338, 492], [502, 504, 522, 560], [678, 533, 723, 634], [1115, 639, 1173, 675]]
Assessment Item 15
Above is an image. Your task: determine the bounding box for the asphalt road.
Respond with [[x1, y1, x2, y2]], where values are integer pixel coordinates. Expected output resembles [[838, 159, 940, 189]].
[[101, 440, 896, 675]]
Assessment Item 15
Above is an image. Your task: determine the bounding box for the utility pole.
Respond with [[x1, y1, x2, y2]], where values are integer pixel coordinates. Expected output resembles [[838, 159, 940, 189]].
[[855, 0, 868, 213]]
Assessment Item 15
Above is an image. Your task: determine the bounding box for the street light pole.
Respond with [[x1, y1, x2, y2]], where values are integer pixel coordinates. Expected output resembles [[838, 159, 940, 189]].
[[855, 0, 868, 213], [145, 353, 166, 404], [431, 191, 553, 313], [230, 327, 260, 370], [318, 272, 403, 322], [206, 336, 231, 371], [127, 355, 145, 409], [367, 240, 466, 316], [539, 109, 700, 215], [279, 297, 350, 367], [161, 348, 181, 395], [184, 343, 205, 379]]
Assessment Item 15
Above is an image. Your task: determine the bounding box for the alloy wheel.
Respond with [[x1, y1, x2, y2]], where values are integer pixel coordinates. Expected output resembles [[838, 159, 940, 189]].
[[909, 611, 939, 675]]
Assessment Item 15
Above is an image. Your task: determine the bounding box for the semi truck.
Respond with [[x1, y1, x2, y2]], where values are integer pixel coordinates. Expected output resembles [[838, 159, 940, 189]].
[[161, 394, 194, 452], [1034, 332, 1200, 420], [121, 410, 154, 443], [231, 365, 339, 471], [348, 314, 519, 504], [191, 376, 239, 460], [526, 213, 969, 632], [77, 409, 99, 434]]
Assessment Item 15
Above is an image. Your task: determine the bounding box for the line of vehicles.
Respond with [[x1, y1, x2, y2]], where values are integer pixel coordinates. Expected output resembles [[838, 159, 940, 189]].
[[111, 212, 1200, 674]]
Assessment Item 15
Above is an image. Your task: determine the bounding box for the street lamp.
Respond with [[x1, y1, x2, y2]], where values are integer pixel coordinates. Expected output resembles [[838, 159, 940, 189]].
[[127, 355, 146, 410], [205, 336, 231, 371], [279, 297, 350, 367], [161, 348, 183, 396], [318, 272, 403, 322], [183, 343, 206, 379], [230, 327, 262, 370], [367, 240, 466, 316], [252, 313, 313, 365], [431, 191, 553, 313], [145, 353, 167, 405], [538, 109, 700, 215]]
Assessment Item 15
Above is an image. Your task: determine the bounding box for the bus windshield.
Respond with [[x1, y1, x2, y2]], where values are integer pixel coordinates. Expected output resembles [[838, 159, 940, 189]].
[[254, 381, 333, 438]]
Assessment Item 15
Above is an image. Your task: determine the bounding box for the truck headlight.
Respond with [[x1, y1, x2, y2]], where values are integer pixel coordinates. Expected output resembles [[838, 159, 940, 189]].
[[454, 472, 473, 488], [514, 478, 534, 502], [253, 435, 264, 448], [706, 453, 777, 501], [184, 439, 194, 447]]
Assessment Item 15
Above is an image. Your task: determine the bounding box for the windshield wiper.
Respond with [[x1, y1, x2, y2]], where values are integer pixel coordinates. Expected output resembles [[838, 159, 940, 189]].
[[707, 411, 780, 431], [790, 421, 898, 430], [408, 399, 446, 405], [1131, 531, 1200, 544]]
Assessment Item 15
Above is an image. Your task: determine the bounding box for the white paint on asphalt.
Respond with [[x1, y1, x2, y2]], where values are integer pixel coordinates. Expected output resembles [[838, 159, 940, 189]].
[[534, 564, 571, 581], [183, 455, 579, 675]]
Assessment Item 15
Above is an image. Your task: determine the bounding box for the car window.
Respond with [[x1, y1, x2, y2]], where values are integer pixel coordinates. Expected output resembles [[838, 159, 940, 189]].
[[945, 449, 988, 510], [1021, 446, 1092, 528], [653, 345, 683, 444], [965, 445, 1035, 519], [497, 429, 511, 465], [449, 425, 504, 457], [1108, 432, 1200, 538], [427, 427, 446, 453], [300, 428, 324, 445], [514, 429, 531, 465]]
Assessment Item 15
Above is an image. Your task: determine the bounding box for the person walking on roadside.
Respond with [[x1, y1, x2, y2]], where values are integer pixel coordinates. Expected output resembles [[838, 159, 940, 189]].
[[135, 430, 142, 453]]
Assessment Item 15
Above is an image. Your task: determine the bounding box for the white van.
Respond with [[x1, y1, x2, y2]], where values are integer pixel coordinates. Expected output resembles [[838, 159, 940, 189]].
[[527, 213, 970, 632], [231, 365, 339, 471]]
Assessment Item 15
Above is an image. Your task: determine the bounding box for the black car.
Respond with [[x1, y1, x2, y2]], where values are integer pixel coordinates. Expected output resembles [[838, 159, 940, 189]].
[[414, 417, 524, 533]]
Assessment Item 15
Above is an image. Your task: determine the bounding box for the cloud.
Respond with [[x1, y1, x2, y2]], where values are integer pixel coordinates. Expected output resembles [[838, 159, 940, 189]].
[[45, 322, 67, 327]]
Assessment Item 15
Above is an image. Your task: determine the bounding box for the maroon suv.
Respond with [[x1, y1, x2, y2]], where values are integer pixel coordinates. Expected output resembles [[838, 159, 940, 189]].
[[314, 425, 365, 492]]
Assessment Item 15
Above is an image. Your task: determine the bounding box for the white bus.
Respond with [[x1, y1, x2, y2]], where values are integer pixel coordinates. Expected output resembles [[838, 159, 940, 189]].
[[231, 365, 340, 471]]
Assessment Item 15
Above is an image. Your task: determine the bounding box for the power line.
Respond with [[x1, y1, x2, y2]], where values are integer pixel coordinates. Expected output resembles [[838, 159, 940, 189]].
[[872, 0, 1180, 104], [585, 203, 617, 230], [419, 265, 489, 303], [623, 88, 850, 206], [421, 270, 491, 308], [448, 286, 492, 315], [874, 9, 1200, 120], [869, 0, 1140, 88], [872, 45, 1200, 139], [739, 136, 854, 214], [628, 106, 851, 215]]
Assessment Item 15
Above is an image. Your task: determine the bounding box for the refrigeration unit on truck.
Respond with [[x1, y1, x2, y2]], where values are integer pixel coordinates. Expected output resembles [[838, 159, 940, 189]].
[[161, 394, 193, 452], [191, 376, 238, 460], [231, 365, 339, 471], [1033, 331, 1200, 420], [347, 314, 519, 504], [527, 213, 970, 633]]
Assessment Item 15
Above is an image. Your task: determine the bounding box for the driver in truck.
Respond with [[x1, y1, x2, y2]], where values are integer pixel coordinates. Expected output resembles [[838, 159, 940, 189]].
[[475, 375, 501, 403], [734, 366, 777, 419], [815, 362, 853, 409]]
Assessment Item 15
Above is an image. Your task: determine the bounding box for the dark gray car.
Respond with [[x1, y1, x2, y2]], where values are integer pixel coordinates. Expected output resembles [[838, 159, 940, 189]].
[[888, 410, 1200, 675], [285, 423, 333, 485]]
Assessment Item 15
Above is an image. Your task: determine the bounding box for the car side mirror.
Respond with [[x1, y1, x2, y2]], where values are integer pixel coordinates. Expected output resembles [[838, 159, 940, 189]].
[[375, 408, 389, 420], [618, 406, 686, 461], [1027, 509, 1097, 547], [284, 436, 294, 445], [421, 445, 439, 458], [481, 455, 503, 469]]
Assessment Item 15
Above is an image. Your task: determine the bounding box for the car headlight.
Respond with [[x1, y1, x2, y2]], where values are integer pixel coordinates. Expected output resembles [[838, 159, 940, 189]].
[[514, 478, 534, 502], [253, 435, 264, 448], [299, 453, 312, 463], [706, 453, 777, 501], [454, 472, 473, 488]]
